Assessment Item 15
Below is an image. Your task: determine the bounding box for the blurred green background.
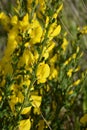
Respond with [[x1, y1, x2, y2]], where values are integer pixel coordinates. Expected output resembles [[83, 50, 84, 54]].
[[63, 0, 87, 47]]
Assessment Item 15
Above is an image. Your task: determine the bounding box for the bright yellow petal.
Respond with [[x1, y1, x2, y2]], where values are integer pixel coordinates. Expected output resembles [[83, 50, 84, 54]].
[[19, 119, 31, 130], [53, 3, 63, 18], [36, 63, 50, 83], [61, 38, 68, 52], [51, 25, 61, 38], [21, 107, 31, 115], [31, 95, 42, 108], [11, 15, 18, 25]]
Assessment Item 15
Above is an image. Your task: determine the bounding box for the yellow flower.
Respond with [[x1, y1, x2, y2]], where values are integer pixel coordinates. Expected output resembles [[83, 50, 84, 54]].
[[9, 85, 24, 113], [5, 40, 18, 56], [64, 57, 72, 66], [48, 24, 61, 40], [33, 50, 39, 62], [49, 67, 58, 80], [34, 107, 40, 115], [48, 22, 56, 33], [23, 49, 34, 65], [42, 50, 49, 60], [10, 93, 24, 113], [61, 38, 68, 52], [30, 19, 43, 44], [42, 46, 51, 60], [36, 62, 50, 84], [8, 27, 18, 42], [11, 15, 18, 26], [21, 107, 31, 115], [19, 13, 30, 31], [31, 95, 42, 108], [68, 90, 73, 95], [67, 68, 73, 77], [53, 3, 63, 18], [18, 49, 34, 67], [0, 12, 10, 30], [9, 95, 18, 113], [24, 42, 30, 48], [0, 58, 13, 75], [47, 40, 56, 52], [80, 26, 87, 34], [21, 79, 31, 87], [74, 66, 80, 72], [71, 53, 77, 59], [49, 54, 57, 64], [73, 79, 81, 86], [17, 91, 24, 103], [19, 119, 31, 130], [64, 52, 77, 66], [45, 16, 49, 28], [30, 94, 42, 115]]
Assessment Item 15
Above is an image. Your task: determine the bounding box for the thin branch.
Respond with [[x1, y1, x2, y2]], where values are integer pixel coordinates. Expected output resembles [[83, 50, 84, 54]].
[[59, 18, 74, 39], [32, 99, 52, 130]]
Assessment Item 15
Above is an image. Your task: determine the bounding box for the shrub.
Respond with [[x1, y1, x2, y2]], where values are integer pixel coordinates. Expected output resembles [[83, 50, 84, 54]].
[[0, 0, 87, 130]]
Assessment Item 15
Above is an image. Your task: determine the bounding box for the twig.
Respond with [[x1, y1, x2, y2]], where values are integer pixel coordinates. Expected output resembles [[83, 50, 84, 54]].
[[32, 99, 52, 130], [59, 18, 74, 39]]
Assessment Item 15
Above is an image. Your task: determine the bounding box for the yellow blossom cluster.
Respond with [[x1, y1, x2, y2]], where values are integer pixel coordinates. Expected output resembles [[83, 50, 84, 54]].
[[0, 0, 63, 129], [0, 0, 85, 129], [78, 26, 87, 34]]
